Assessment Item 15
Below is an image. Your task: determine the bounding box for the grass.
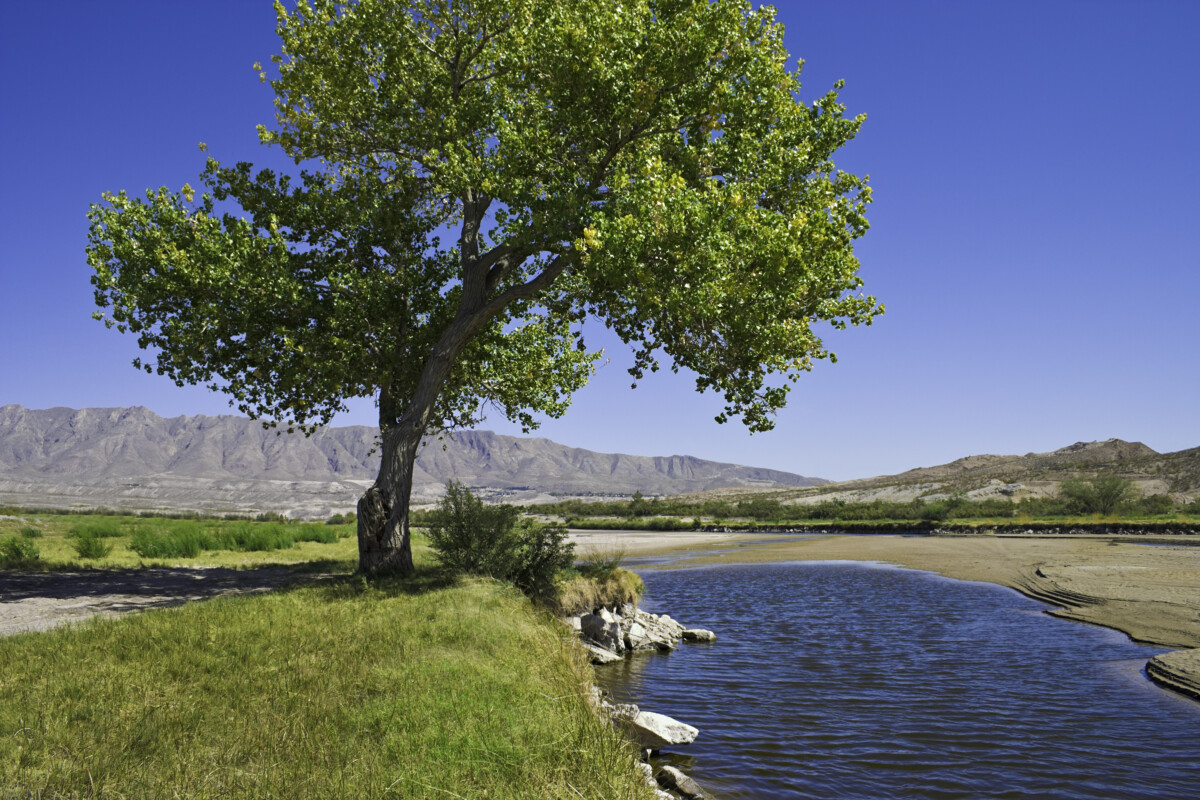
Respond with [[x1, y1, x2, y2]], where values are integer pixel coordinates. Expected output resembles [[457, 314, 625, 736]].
[[0, 548, 654, 798], [556, 545, 645, 615], [0, 513, 360, 570]]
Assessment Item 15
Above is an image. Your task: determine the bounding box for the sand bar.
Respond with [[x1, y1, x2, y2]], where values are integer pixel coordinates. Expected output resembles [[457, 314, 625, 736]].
[[572, 530, 1200, 701]]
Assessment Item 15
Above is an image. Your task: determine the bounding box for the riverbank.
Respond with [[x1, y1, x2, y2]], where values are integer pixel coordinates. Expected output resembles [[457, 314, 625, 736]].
[[573, 530, 1200, 702], [0, 570, 657, 799]]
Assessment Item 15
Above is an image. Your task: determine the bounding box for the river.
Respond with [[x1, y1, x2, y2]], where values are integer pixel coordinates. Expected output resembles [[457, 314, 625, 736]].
[[596, 561, 1200, 799]]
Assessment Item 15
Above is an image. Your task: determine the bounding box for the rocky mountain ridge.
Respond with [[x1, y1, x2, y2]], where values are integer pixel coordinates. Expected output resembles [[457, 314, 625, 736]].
[[0, 404, 825, 516]]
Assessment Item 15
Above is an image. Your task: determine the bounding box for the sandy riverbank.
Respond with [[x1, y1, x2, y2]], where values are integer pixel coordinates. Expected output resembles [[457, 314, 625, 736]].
[[572, 530, 1200, 702]]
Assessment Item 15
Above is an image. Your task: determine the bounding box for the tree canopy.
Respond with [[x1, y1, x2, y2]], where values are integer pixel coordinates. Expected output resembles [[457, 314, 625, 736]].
[[89, 0, 879, 437]]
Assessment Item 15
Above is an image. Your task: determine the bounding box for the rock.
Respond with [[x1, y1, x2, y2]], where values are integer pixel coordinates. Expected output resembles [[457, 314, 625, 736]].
[[581, 642, 622, 665], [656, 765, 706, 799], [625, 609, 685, 652], [566, 615, 582, 633], [682, 629, 716, 643], [580, 612, 624, 653], [620, 710, 699, 750], [639, 762, 655, 784], [654, 792, 676, 800]]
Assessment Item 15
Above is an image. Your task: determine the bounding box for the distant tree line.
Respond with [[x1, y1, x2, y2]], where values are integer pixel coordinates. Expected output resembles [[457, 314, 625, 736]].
[[538, 477, 1197, 524]]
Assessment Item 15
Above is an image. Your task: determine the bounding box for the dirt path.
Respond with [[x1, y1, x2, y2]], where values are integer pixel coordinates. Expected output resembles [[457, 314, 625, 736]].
[[0, 566, 323, 637]]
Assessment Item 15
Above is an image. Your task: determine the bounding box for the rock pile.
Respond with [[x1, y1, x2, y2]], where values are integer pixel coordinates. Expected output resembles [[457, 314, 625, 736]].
[[571, 605, 717, 799], [567, 604, 716, 662]]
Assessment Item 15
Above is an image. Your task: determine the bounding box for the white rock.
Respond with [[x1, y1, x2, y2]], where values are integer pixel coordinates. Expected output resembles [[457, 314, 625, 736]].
[[582, 642, 622, 664], [682, 629, 716, 643], [622, 710, 699, 750]]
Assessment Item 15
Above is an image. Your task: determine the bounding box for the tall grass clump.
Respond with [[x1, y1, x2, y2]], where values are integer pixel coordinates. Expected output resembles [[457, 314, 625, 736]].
[[0, 535, 41, 567], [0, 577, 654, 799], [426, 481, 575, 605], [70, 532, 113, 560], [129, 524, 208, 559], [556, 545, 645, 615], [19, 525, 42, 538]]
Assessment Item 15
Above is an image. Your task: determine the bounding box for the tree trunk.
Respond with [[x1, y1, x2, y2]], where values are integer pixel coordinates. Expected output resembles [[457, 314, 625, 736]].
[[356, 423, 422, 575]]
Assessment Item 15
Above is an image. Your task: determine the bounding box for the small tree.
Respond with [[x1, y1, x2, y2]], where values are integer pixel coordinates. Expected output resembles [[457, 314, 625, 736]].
[[87, 0, 880, 575], [1059, 475, 1138, 515]]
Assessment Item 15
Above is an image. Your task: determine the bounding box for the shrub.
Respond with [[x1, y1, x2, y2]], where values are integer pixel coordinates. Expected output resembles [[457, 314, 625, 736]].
[[509, 518, 575, 605], [72, 533, 113, 560], [426, 481, 523, 578], [426, 482, 575, 605], [1138, 494, 1177, 516], [1059, 476, 1138, 515], [0, 535, 41, 567], [19, 525, 42, 538]]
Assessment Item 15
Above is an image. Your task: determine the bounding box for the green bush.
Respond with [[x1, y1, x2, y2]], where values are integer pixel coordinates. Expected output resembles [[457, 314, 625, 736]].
[[1059, 476, 1138, 515], [427, 482, 575, 604], [427, 482, 523, 578], [1137, 494, 1177, 515], [19, 525, 42, 538], [71, 533, 113, 560], [0, 536, 41, 567], [509, 518, 575, 605]]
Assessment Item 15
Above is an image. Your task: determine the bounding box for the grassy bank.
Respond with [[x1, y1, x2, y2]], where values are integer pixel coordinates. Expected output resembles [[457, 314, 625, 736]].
[[0, 571, 653, 798]]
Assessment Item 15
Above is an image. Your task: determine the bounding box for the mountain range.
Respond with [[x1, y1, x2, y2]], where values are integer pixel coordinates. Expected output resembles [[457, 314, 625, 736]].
[[0, 405, 825, 517]]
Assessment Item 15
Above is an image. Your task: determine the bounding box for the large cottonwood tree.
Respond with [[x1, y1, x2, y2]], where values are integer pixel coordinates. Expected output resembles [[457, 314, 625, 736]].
[[87, 0, 881, 574]]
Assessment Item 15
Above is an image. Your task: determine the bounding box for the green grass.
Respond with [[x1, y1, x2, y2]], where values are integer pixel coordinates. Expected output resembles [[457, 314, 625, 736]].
[[0, 571, 653, 799], [0, 514, 360, 570]]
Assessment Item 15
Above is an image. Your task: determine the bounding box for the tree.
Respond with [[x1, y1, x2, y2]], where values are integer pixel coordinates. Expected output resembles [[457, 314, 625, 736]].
[[1059, 475, 1138, 515], [86, 0, 881, 575]]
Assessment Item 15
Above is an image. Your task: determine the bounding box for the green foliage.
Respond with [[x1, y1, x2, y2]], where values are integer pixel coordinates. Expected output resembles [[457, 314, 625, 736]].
[[129, 521, 340, 559], [1137, 494, 1177, 516], [426, 482, 524, 578], [1059, 476, 1139, 515], [509, 518, 576, 605], [1, 535, 41, 567], [427, 482, 574, 604], [129, 527, 206, 559], [20, 525, 42, 538], [86, 0, 877, 444], [70, 533, 114, 560]]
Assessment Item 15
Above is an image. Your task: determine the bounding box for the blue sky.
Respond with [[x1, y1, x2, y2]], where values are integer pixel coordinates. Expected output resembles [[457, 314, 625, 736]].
[[2, 1, 1197, 481]]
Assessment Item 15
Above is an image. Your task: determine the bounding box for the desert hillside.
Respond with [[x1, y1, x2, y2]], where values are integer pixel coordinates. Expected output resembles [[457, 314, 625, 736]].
[[0, 405, 825, 516]]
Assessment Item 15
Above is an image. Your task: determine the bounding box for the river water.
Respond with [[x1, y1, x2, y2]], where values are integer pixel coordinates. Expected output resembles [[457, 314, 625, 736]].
[[596, 561, 1200, 799]]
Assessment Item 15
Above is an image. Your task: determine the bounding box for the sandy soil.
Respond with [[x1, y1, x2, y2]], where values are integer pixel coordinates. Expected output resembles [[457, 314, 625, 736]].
[[571, 530, 1200, 702]]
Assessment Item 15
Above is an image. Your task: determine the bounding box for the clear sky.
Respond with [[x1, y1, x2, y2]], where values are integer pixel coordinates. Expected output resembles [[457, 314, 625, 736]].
[[2, 1, 1197, 481]]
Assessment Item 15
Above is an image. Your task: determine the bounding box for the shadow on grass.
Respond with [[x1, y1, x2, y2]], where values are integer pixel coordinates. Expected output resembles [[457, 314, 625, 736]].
[[300, 562, 458, 602]]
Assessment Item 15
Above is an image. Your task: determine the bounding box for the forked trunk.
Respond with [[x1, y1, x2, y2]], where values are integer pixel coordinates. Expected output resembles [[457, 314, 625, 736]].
[[356, 424, 422, 575]]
